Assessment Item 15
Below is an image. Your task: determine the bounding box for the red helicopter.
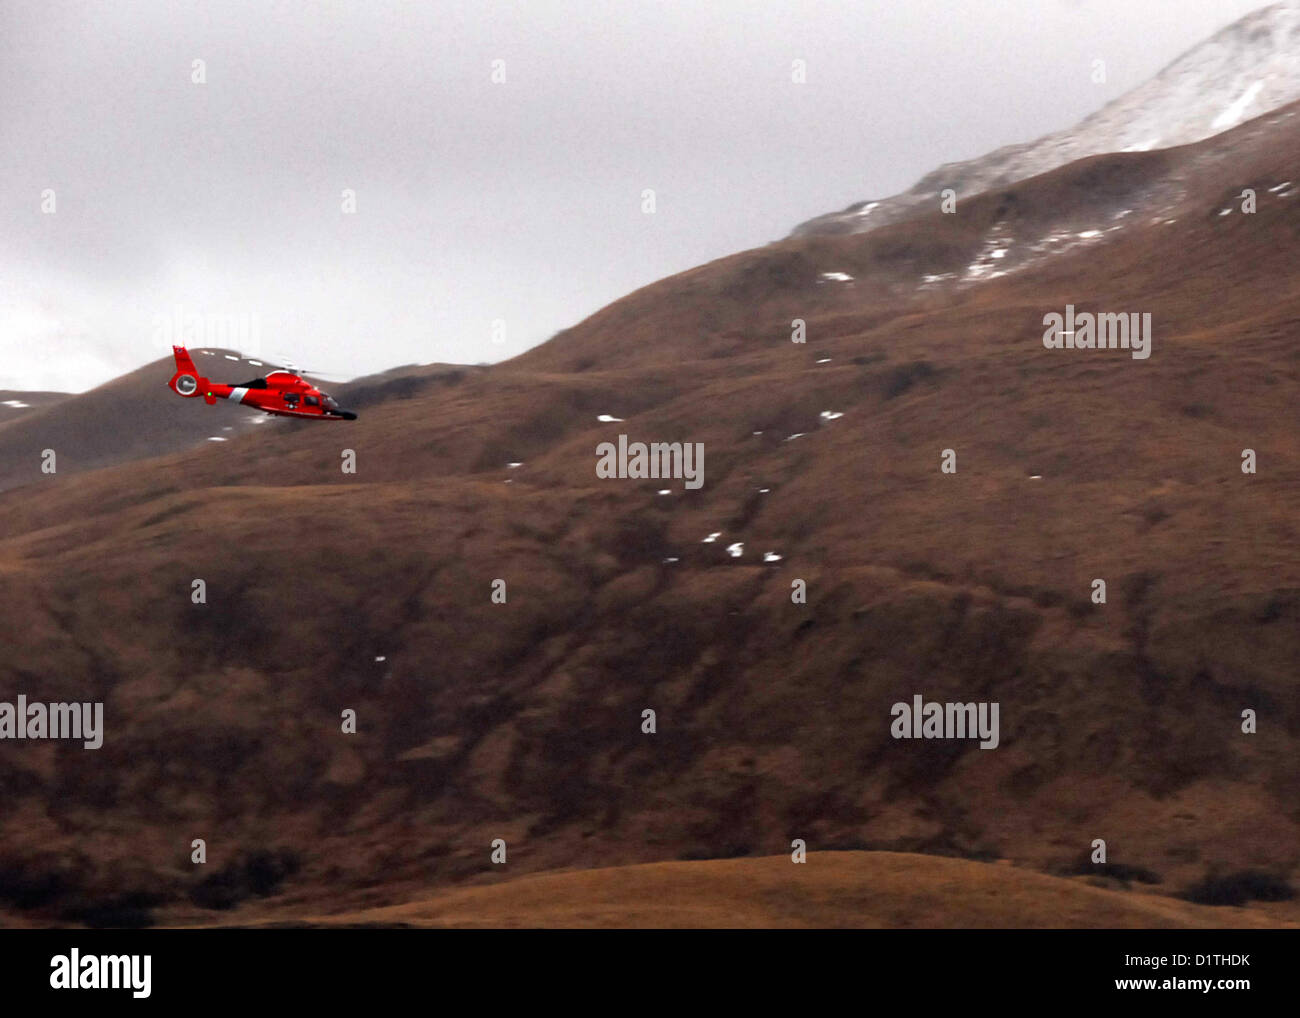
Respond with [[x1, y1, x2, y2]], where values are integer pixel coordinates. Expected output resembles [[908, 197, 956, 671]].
[[166, 346, 357, 420]]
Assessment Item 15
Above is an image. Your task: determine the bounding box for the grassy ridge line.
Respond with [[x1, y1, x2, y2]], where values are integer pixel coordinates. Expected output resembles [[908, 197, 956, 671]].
[[213, 852, 1299, 929]]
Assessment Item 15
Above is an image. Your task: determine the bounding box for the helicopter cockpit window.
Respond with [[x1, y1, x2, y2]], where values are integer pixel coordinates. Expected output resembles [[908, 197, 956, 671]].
[[322, 395, 339, 410], [304, 396, 319, 406]]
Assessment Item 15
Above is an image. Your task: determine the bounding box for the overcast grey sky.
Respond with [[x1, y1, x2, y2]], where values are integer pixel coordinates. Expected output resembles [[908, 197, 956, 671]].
[[0, 0, 1270, 390]]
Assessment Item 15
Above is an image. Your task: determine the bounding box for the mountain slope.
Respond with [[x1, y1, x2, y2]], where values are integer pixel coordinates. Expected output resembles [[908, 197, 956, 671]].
[[0, 350, 280, 494], [0, 391, 69, 426], [0, 97, 1298, 928], [0, 351, 479, 494]]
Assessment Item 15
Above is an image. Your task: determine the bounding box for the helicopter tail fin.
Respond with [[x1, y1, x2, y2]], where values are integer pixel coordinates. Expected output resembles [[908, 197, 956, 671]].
[[172, 346, 199, 376], [168, 345, 208, 398]]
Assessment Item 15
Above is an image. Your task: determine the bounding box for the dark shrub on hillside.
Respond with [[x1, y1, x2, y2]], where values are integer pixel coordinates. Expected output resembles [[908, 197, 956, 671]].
[[0, 860, 69, 909], [881, 360, 936, 399], [190, 849, 302, 910], [1181, 870, 1295, 906], [1064, 859, 1162, 885], [60, 891, 165, 929]]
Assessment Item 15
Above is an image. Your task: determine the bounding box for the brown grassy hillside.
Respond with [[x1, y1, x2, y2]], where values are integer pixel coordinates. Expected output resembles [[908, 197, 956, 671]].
[[166, 852, 1298, 929], [0, 102, 1297, 928]]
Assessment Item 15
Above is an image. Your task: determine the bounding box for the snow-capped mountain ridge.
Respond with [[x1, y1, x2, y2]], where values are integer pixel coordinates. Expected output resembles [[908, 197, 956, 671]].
[[792, 2, 1300, 237]]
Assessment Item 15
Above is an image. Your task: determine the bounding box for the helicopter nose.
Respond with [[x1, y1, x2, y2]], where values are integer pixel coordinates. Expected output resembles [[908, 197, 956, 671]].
[[339, 410, 358, 420]]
